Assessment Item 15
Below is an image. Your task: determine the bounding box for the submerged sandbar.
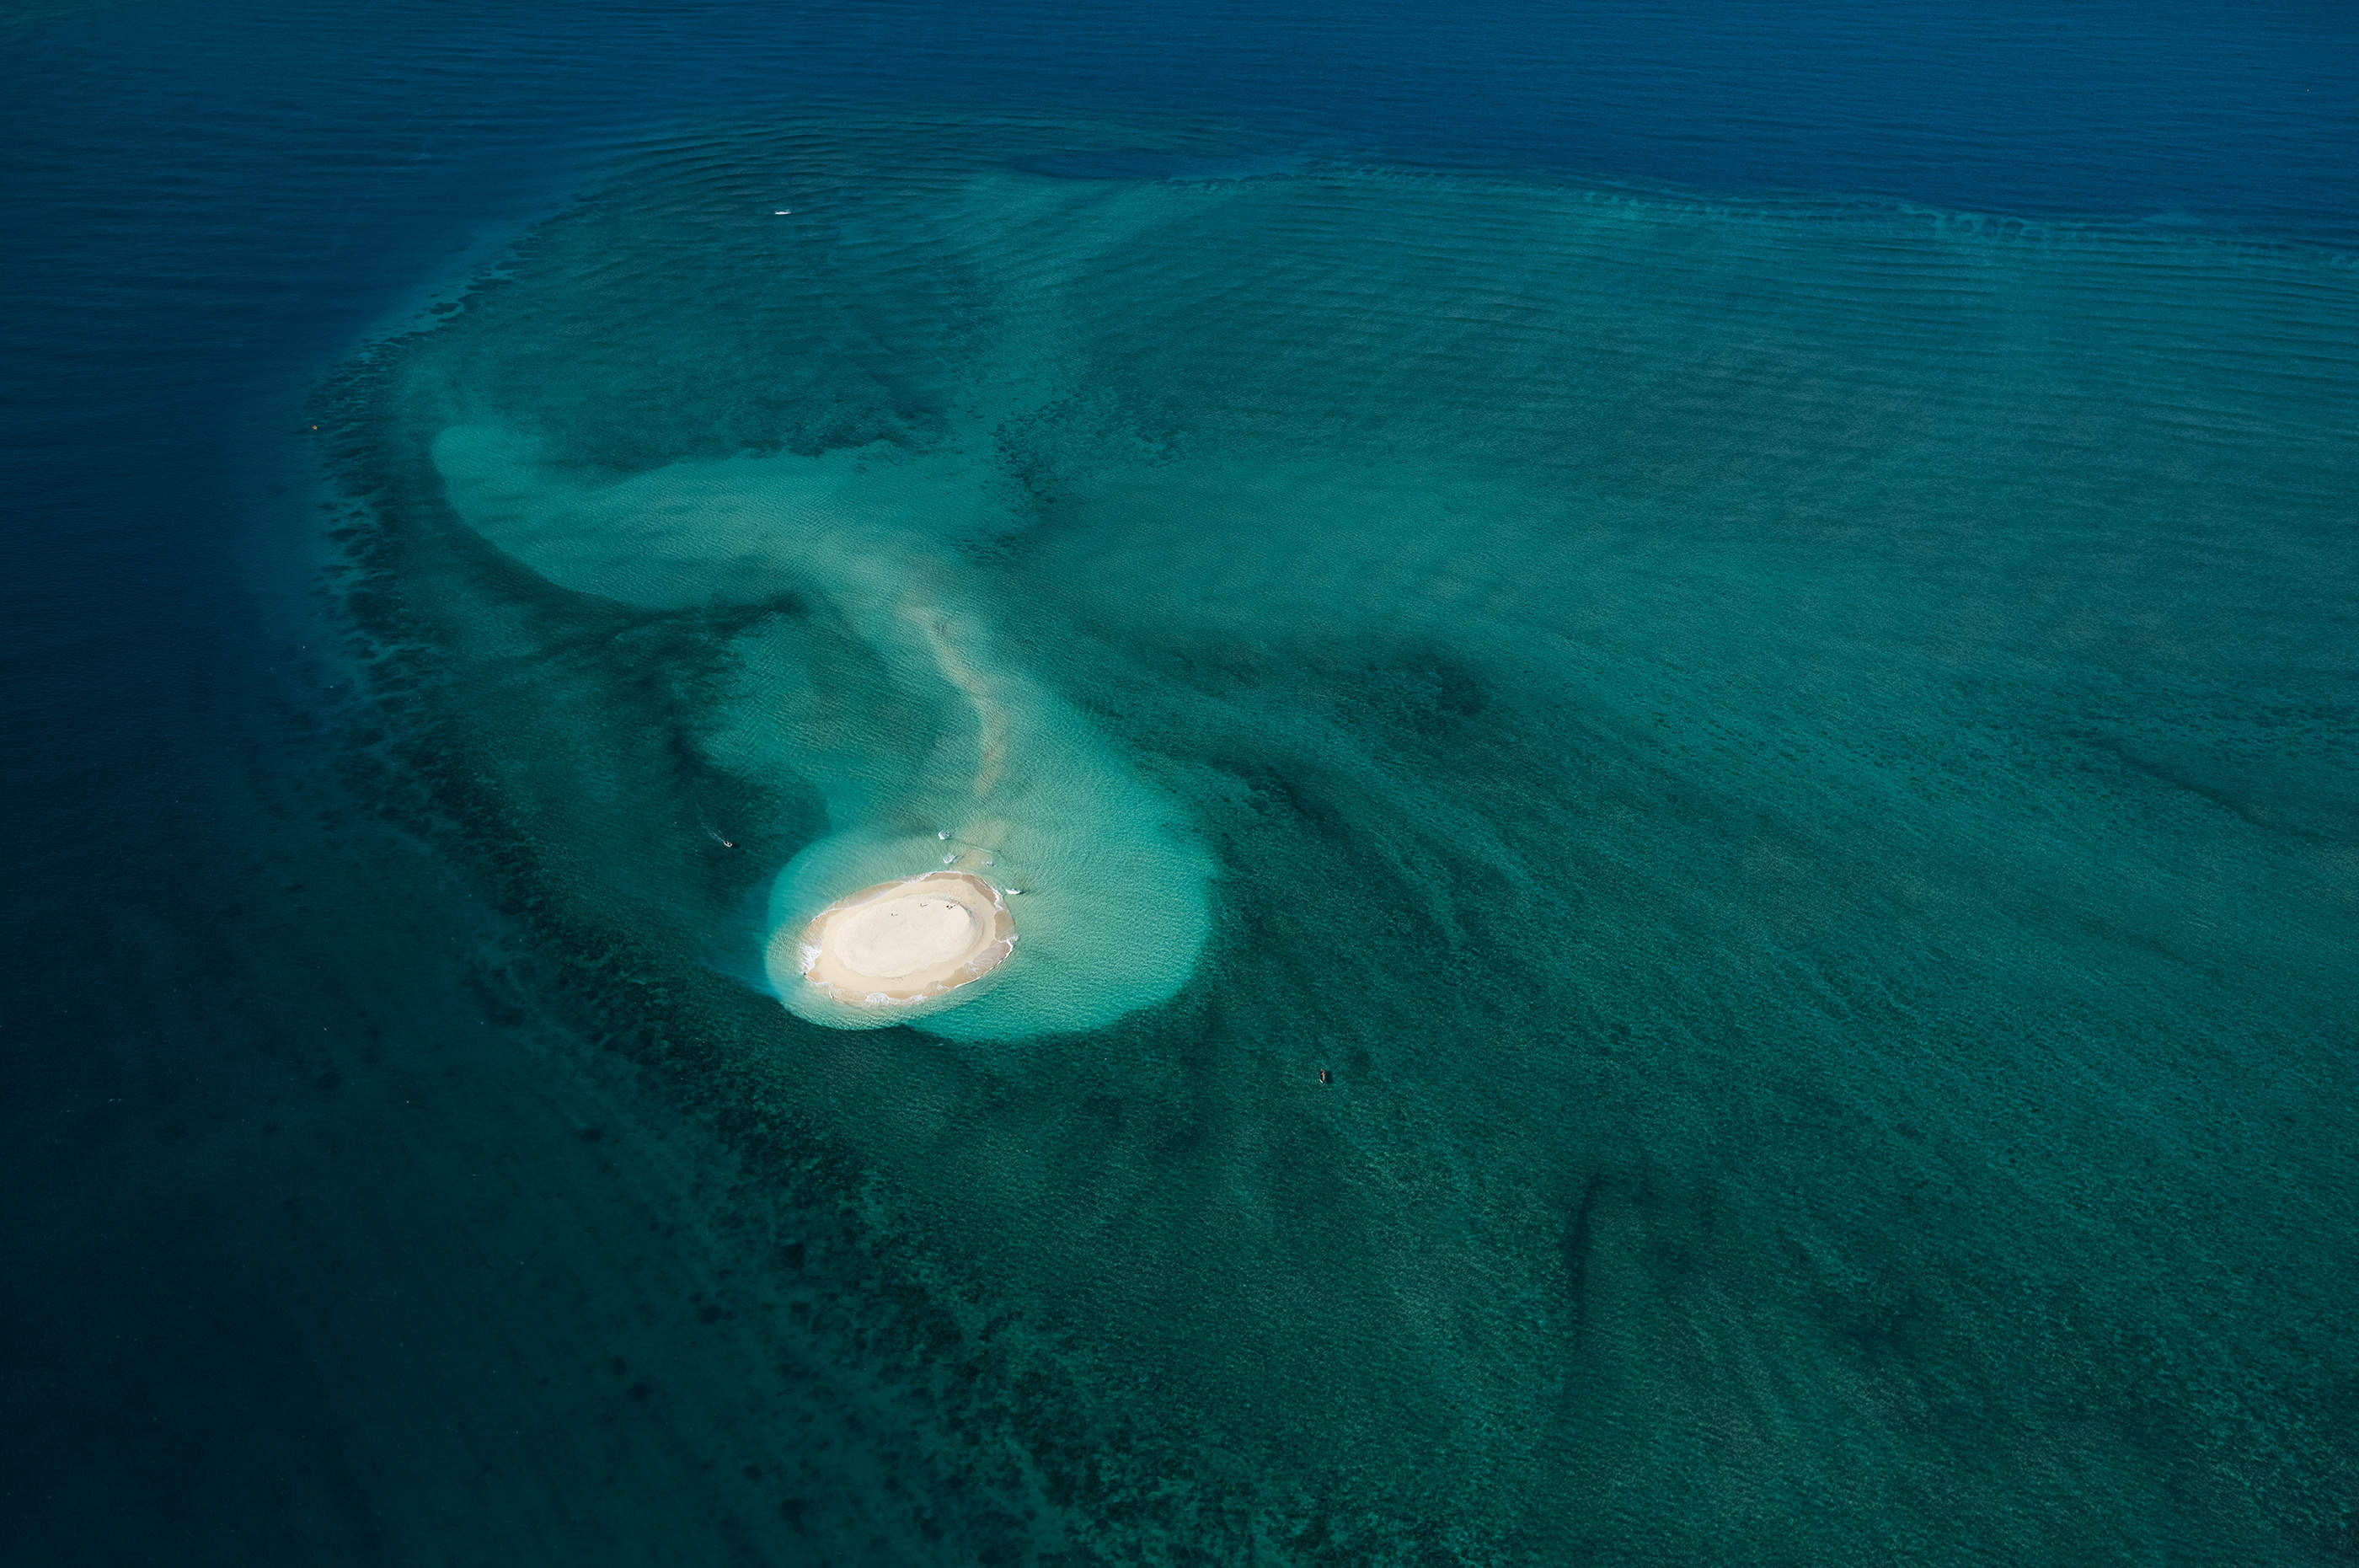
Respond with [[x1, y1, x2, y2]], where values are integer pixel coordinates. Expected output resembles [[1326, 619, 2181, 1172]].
[[795, 870, 1016, 1009]]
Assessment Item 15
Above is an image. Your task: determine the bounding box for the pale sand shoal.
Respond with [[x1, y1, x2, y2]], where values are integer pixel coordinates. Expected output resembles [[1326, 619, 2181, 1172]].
[[798, 870, 1016, 1007]]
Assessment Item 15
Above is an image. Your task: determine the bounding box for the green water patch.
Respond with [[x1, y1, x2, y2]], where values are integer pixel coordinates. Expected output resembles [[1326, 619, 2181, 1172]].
[[329, 117, 2359, 1562], [429, 420, 1213, 1036]]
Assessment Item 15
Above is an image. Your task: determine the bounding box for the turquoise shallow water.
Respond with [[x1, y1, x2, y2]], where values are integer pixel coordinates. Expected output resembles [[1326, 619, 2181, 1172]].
[[319, 115, 2359, 1558]]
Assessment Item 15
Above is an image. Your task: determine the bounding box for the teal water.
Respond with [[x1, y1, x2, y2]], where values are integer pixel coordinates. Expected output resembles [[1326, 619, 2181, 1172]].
[[327, 117, 2359, 1558]]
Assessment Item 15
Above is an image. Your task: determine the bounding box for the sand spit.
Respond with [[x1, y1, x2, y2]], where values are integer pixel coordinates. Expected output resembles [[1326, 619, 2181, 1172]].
[[794, 870, 1016, 1009]]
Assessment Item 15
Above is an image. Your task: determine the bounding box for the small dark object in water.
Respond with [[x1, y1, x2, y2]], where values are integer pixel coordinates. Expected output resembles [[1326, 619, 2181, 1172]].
[[1318, 1068, 1331, 1085]]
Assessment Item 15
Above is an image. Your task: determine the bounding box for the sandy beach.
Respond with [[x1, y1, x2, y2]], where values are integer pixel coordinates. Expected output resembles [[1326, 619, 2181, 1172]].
[[795, 870, 1016, 1007]]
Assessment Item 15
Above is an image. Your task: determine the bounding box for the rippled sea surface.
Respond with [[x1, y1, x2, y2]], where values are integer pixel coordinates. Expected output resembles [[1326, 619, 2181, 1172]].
[[8, 4, 2358, 1564]]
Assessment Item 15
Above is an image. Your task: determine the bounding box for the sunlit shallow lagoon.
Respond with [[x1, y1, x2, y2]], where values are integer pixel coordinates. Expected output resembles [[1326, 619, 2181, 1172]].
[[305, 114, 2359, 1560]]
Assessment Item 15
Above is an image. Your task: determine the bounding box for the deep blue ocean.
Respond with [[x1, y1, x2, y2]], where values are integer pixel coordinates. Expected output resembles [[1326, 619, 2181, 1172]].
[[5, 3, 2357, 1562]]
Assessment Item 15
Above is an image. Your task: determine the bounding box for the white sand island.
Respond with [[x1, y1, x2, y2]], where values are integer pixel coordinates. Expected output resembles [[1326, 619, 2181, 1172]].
[[794, 870, 1016, 1009]]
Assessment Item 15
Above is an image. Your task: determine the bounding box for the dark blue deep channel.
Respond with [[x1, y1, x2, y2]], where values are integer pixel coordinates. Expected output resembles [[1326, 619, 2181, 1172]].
[[4, 3, 2357, 1562]]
